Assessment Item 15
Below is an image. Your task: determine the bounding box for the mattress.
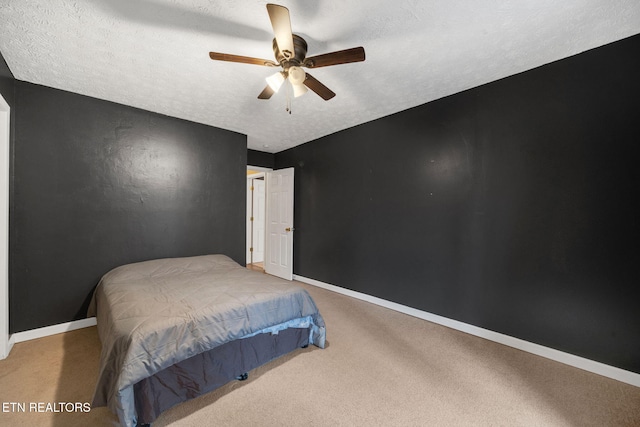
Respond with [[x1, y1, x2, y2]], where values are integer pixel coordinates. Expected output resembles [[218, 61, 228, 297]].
[[87, 254, 326, 426]]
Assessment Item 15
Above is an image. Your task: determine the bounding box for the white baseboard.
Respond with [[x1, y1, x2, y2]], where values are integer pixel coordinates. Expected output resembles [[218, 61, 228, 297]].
[[9, 282, 640, 389], [12, 317, 97, 344], [0, 334, 14, 360], [294, 274, 640, 388], [7, 334, 14, 354]]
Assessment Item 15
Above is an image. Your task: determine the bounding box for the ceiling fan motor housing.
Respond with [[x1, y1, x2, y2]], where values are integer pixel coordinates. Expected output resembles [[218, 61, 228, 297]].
[[273, 34, 308, 69]]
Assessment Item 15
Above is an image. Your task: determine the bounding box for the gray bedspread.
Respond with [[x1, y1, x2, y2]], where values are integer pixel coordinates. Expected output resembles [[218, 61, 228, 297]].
[[87, 254, 326, 427]]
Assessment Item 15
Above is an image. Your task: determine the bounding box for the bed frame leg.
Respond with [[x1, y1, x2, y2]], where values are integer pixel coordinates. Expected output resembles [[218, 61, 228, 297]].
[[236, 372, 248, 381]]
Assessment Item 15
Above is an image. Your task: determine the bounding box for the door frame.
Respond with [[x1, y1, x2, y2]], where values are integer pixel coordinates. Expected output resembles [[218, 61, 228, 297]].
[[0, 93, 12, 359], [246, 166, 271, 265]]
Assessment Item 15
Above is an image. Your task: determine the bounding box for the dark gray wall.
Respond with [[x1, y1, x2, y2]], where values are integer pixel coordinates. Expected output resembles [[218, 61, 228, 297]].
[[0, 50, 15, 204], [0, 50, 17, 336], [276, 34, 640, 373], [11, 82, 246, 333], [0, 50, 15, 106], [247, 149, 275, 169]]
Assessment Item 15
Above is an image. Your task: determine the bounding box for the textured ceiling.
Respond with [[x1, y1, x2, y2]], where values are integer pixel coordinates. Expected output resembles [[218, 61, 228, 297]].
[[1, 1, 640, 153]]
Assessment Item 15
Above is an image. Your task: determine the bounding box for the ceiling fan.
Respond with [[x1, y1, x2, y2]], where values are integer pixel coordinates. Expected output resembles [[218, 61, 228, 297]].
[[209, 3, 365, 101]]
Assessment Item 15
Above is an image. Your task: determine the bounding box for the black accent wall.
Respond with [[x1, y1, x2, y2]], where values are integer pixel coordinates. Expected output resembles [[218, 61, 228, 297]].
[[276, 34, 640, 373], [0, 50, 15, 107], [0, 50, 16, 336], [0, 50, 15, 187], [11, 82, 246, 333], [247, 149, 275, 169]]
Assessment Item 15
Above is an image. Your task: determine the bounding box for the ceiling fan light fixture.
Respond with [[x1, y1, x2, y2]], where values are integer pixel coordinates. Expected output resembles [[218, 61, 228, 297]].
[[288, 66, 306, 85], [266, 71, 286, 92], [292, 82, 308, 98]]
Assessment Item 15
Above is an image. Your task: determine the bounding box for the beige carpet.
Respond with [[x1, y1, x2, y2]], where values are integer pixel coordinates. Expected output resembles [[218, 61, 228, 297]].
[[1, 281, 639, 426]]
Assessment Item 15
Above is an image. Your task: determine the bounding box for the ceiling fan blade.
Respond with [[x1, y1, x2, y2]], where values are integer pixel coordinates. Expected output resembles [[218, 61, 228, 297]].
[[303, 47, 365, 68], [258, 84, 275, 100], [266, 4, 295, 59], [209, 52, 277, 67], [303, 73, 336, 100]]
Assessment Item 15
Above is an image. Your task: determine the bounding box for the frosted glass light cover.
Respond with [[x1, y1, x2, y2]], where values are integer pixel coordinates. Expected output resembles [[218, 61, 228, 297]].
[[266, 71, 286, 92], [292, 83, 308, 97]]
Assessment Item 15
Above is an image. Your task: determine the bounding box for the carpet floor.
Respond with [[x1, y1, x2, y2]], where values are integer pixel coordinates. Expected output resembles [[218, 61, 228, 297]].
[[1, 281, 639, 426]]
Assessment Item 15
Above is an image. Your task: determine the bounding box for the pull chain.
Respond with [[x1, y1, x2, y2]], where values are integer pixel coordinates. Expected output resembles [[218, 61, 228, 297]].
[[285, 81, 292, 114]]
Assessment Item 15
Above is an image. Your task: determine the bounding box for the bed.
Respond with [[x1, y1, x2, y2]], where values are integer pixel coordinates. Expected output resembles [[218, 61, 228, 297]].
[[87, 254, 326, 427]]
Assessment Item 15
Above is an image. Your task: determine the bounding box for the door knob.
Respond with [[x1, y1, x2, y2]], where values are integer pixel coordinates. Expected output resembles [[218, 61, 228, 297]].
[[285, 227, 295, 232]]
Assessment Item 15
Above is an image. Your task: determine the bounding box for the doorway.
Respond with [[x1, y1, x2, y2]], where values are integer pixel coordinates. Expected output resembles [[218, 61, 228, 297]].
[[247, 166, 270, 272], [0, 94, 11, 359], [246, 166, 295, 280]]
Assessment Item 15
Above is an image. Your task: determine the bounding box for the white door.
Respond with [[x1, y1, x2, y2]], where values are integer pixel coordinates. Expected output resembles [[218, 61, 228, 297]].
[[0, 95, 11, 359], [265, 168, 294, 280]]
